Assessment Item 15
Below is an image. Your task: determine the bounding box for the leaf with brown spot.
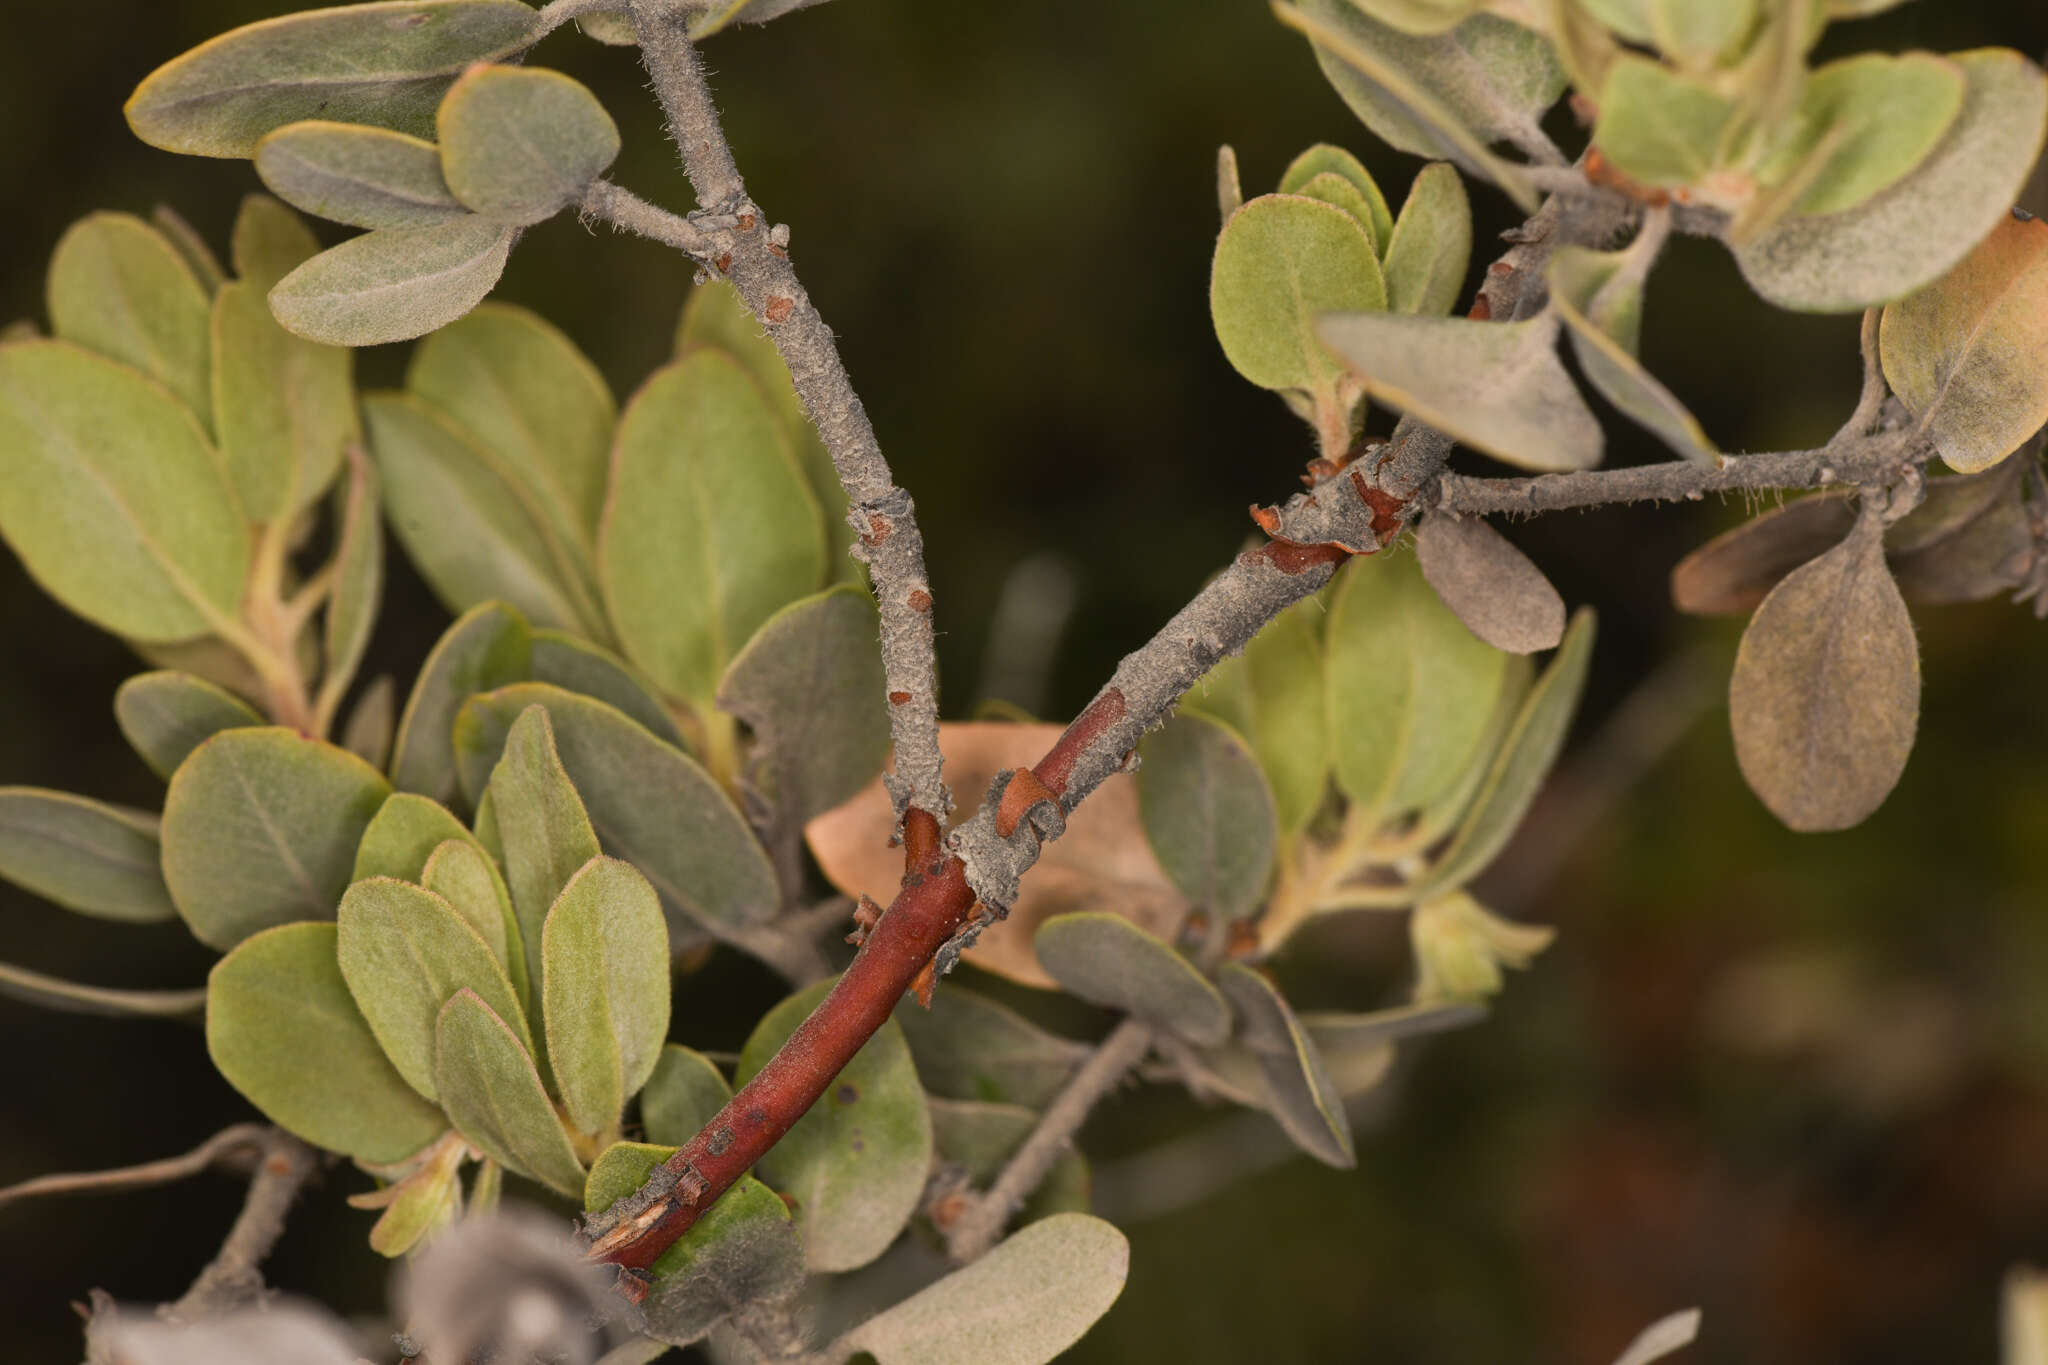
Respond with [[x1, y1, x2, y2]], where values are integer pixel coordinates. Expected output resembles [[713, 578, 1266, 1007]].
[[805, 724, 1188, 989], [1729, 513, 1920, 832], [1416, 513, 1565, 653]]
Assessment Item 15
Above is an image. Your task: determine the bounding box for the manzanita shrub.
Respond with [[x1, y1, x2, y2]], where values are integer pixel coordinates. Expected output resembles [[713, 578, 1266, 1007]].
[[1, 0, 2045, 1360]]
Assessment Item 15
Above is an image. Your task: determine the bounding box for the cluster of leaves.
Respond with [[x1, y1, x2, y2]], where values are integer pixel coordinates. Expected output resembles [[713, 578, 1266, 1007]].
[[1281, 0, 2048, 310]]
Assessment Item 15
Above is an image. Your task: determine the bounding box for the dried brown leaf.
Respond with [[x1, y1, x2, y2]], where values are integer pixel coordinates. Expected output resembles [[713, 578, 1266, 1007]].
[[805, 724, 1187, 989], [1729, 515, 1920, 831], [1416, 513, 1566, 653], [1671, 494, 1857, 615]]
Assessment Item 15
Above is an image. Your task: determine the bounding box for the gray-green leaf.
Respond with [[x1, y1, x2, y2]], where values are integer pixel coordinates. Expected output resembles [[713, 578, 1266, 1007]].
[[1277, 144, 1395, 253], [531, 631, 685, 749], [437, 64, 620, 225], [162, 727, 393, 949], [1382, 163, 1471, 315], [434, 987, 587, 1195], [255, 121, 468, 230], [894, 988, 1087, 1110], [231, 194, 321, 293], [208, 921, 446, 1163], [47, 212, 214, 423], [640, 1044, 734, 1147], [271, 218, 514, 346], [421, 837, 520, 987], [1415, 513, 1566, 654], [0, 789, 175, 923], [1210, 194, 1385, 396], [1216, 963, 1354, 1168], [1034, 913, 1229, 1045], [125, 0, 544, 158], [739, 978, 933, 1272], [114, 670, 264, 780], [0, 340, 249, 642], [1136, 713, 1276, 921], [542, 856, 670, 1136], [324, 447, 384, 706], [211, 278, 356, 521], [389, 601, 533, 804], [487, 705, 601, 1016]]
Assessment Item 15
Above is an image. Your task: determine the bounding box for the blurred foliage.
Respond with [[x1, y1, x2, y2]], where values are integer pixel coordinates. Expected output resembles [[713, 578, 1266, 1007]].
[[2, 0, 2047, 1362]]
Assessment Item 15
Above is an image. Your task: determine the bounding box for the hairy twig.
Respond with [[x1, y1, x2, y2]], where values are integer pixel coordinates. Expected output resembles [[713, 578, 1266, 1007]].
[[942, 1017, 1154, 1262], [1831, 307, 1888, 445], [164, 1129, 320, 1322], [624, 0, 949, 833], [0, 1123, 270, 1211]]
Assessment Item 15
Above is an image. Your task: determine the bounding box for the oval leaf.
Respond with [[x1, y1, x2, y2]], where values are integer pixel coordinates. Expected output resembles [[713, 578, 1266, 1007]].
[[46, 212, 213, 422], [355, 791, 480, 881], [1216, 962, 1354, 1167], [1730, 516, 1920, 831], [421, 837, 519, 984], [601, 351, 825, 705], [338, 875, 530, 1101], [1880, 209, 2048, 473], [390, 601, 533, 804], [126, 0, 543, 157], [232, 194, 322, 292], [487, 705, 601, 1011], [1762, 53, 1965, 219], [255, 120, 468, 230], [1382, 162, 1471, 316], [738, 978, 933, 1273], [114, 670, 264, 780], [1182, 593, 1329, 835], [716, 585, 890, 826], [1277, 144, 1394, 253], [1034, 913, 1229, 1046], [1210, 194, 1385, 395], [1416, 513, 1566, 654], [454, 684, 779, 935], [837, 1214, 1129, 1365], [640, 1044, 734, 1147], [163, 727, 393, 949], [212, 278, 356, 523], [1591, 56, 1738, 188], [531, 630, 685, 749], [208, 921, 447, 1163], [542, 856, 671, 1136], [434, 987, 587, 1195], [1136, 712, 1276, 920], [0, 340, 249, 642], [438, 65, 620, 225], [0, 789, 175, 923], [271, 217, 513, 346], [1735, 49, 2048, 312]]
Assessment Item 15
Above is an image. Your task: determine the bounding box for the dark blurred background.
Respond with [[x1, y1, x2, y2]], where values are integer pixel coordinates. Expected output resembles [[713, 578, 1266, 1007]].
[[5, 2, 2048, 1361]]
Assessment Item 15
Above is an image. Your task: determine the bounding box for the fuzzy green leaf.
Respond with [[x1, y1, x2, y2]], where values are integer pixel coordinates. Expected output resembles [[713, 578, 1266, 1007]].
[[601, 351, 825, 705], [542, 856, 670, 1136], [585, 1140, 676, 1216], [434, 987, 586, 1194], [47, 212, 213, 422], [208, 921, 446, 1163], [255, 121, 467, 230], [1762, 53, 1965, 218], [739, 978, 932, 1272], [162, 727, 392, 949], [1034, 913, 1230, 1045], [1381, 163, 1471, 315], [1182, 594, 1328, 835], [1880, 210, 2048, 473], [269, 218, 513, 347], [454, 684, 778, 934], [639, 1176, 803, 1344], [640, 1044, 734, 1147], [0, 790, 175, 924], [363, 393, 594, 632], [1216, 963, 1354, 1167], [716, 586, 890, 827], [1136, 713, 1276, 921], [437, 64, 619, 225], [0, 340, 249, 642], [421, 837, 517, 975], [1547, 244, 1717, 462], [1275, 144, 1393, 258], [125, 0, 543, 158], [1318, 312, 1602, 471], [1414, 608, 1595, 896], [894, 988, 1087, 1110], [1325, 547, 1510, 818], [1735, 49, 2048, 312], [836, 1214, 1128, 1365], [211, 279, 356, 522], [390, 601, 532, 804], [231, 195, 322, 293], [1290, 172, 1387, 254], [1592, 56, 1739, 187], [114, 671, 263, 780], [1415, 513, 1567, 654], [531, 631, 685, 749], [1730, 515, 1919, 830], [1210, 194, 1385, 396], [676, 280, 853, 579], [487, 705, 601, 1016], [338, 875, 530, 1101], [355, 792, 479, 882]]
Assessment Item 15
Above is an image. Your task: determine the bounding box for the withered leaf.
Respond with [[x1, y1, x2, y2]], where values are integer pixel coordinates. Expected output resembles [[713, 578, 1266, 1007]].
[[1415, 513, 1566, 653], [1729, 514, 1920, 832], [1671, 493, 1857, 616], [805, 724, 1187, 989]]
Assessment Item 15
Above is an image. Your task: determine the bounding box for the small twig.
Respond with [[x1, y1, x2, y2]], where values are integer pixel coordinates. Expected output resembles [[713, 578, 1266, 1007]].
[[0, 959, 207, 1021], [626, 0, 949, 832], [1830, 307, 1888, 446], [164, 1129, 320, 1322], [582, 180, 717, 259], [1432, 430, 1927, 518], [535, 0, 630, 35], [942, 1017, 1155, 1263], [0, 1123, 270, 1211]]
